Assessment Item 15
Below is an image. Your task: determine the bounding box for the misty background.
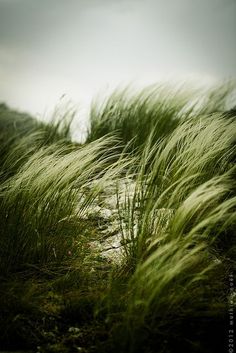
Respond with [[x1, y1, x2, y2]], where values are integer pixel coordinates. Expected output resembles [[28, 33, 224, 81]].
[[0, 0, 235, 126]]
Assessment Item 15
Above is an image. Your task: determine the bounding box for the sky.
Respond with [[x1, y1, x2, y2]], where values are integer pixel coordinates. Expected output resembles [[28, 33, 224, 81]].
[[0, 0, 236, 121]]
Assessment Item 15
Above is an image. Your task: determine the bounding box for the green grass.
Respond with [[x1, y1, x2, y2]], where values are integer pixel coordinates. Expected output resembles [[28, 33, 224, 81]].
[[117, 114, 235, 265], [87, 80, 235, 150], [0, 81, 235, 352], [0, 103, 75, 182], [0, 135, 130, 275]]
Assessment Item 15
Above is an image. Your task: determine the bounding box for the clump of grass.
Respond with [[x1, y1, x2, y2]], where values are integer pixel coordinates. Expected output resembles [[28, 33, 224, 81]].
[[87, 81, 236, 151], [118, 114, 235, 267], [87, 84, 196, 147], [0, 135, 129, 275], [0, 103, 75, 182], [105, 113, 236, 352]]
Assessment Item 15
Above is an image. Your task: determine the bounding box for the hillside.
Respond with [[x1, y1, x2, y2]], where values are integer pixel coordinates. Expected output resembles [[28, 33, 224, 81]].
[[0, 82, 235, 353]]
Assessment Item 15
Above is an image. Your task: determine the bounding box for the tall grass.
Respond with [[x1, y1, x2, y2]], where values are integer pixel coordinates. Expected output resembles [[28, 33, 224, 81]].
[[87, 81, 236, 150], [0, 136, 130, 275], [118, 115, 235, 266], [0, 81, 235, 352], [106, 113, 236, 352], [0, 103, 74, 182], [88, 84, 196, 147]]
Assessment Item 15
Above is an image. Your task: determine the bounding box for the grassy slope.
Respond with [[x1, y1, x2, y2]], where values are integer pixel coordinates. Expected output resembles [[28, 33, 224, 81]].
[[0, 82, 235, 353]]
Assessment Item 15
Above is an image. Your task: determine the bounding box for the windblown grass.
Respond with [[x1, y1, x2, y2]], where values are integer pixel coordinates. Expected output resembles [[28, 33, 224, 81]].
[[104, 112, 236, 352], [0, 103, 74, 182], [117, 114, 235, 265], [87, 80, 236, 150], [0, 136, 130, 275], [0, 81, 235, 352], [114, 173, 235, 352]]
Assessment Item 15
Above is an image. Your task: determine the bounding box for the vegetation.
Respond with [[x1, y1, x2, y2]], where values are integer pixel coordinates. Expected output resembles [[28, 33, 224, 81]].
[[0, 81, 235, 353]]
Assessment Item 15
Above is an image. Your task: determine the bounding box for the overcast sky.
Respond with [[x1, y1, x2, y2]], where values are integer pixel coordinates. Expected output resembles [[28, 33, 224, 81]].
[[0, 0, 235, 117]]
